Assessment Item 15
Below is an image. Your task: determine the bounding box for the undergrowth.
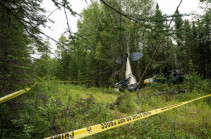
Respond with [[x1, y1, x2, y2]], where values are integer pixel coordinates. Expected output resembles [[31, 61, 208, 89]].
[[0, 76, 210, 138]]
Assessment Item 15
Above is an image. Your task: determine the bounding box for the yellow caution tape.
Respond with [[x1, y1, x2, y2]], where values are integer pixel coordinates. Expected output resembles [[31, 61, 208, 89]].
[[0, 83, 36, 104], [34, 80, 95, 84], [45, 94, 211, 139], [55, 80, 95, 83]]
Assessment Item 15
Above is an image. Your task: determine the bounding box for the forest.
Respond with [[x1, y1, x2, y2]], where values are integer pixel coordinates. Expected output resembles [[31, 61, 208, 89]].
[[0, 0, 211, 138]]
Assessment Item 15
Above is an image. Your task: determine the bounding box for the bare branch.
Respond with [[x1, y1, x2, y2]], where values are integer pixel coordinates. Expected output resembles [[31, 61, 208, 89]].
[[99, 0, 152, 30], [63, 0, 72, 36]]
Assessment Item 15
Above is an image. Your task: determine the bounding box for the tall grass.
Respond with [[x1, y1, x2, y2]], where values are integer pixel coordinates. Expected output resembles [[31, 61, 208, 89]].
[[0, 77, 210, 138]]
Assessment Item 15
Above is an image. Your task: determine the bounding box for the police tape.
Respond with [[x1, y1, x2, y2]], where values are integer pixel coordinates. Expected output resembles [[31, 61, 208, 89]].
[[45, 94, 211, 139], [0, 83, 36, 104], [34, 80, 95, 84], [55, 80, 95, 83]]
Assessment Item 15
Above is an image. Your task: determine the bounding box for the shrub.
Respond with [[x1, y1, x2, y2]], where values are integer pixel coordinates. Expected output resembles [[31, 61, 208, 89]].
[[118, 92, 136, 113]]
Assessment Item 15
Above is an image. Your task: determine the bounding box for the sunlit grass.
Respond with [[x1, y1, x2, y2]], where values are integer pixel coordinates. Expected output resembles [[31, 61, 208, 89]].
[[50, 83, 119, 104]]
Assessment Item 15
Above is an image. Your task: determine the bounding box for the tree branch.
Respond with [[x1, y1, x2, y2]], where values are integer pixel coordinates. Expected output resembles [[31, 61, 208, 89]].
[[99, 0, 153, 30], [137, 0, 184, 85], [63, 0, 72, 37]]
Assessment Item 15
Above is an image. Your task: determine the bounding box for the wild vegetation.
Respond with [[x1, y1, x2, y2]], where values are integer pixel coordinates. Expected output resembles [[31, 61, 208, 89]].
[[0, 0, 210, 138], [1, 75, 210, 138]]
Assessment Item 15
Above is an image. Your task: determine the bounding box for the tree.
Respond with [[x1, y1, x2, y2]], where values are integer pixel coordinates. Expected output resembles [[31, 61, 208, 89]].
[[143, 3, 171, 75], [174, 10, 184, 47], [174, 10, 187, 70], [183, 20, 192, 64], [0, 3, 31, 95], [0, 0, 79, 93]]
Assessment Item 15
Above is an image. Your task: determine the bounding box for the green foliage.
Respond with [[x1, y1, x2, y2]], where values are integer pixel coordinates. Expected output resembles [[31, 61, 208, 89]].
[[1, 0, 211, 139], [31, 55, 62, 80], [1, 78, 211, 138], [28, 0, 211, 85], [118, 92, 136, 113], [0, 3, 31, 95]]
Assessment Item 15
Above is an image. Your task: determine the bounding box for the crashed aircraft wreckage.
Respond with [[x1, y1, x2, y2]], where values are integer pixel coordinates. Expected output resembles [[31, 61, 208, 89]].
[[115, 45, 143, 91]]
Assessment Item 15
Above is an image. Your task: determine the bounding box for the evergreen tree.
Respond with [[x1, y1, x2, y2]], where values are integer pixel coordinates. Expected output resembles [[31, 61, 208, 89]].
[[0, 3, 31, 95]]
